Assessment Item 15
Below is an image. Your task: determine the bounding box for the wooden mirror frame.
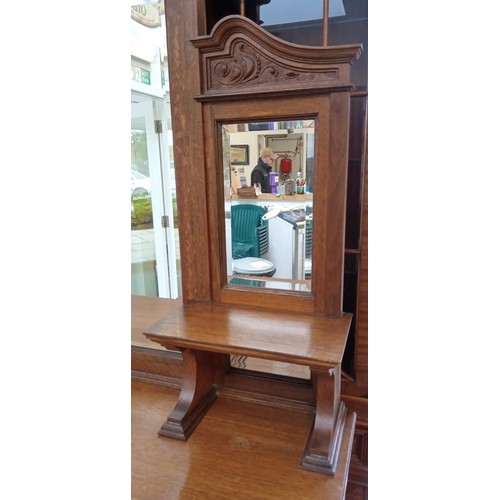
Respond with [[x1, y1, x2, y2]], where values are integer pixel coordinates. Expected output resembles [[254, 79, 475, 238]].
[[191, 15, 362, 316]]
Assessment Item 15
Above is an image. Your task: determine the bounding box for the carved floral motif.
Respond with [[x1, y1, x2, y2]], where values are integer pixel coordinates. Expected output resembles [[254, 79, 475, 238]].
[[213, 42, 299, 86]]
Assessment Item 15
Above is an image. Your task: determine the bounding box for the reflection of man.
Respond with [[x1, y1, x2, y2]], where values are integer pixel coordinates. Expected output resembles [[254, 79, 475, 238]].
[[250, 147, 279, 193]]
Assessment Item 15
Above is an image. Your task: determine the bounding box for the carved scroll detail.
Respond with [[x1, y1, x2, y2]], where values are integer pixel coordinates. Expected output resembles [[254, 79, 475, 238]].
[[191, 15, 362, 97], [213, 42, 299, 86]]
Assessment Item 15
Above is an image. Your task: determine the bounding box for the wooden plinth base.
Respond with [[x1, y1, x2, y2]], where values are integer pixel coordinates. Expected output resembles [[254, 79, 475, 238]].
[[301, 403, 355, 475], [303, 409, 357, 499], [158, 385, 218, 440]]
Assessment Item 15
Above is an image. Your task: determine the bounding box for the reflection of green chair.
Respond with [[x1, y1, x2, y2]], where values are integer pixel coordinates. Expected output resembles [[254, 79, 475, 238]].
[[231, 205, 269, 259]]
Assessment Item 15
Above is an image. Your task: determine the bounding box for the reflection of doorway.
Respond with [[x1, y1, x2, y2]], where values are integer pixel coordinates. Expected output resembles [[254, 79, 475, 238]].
[[131, 96, 179, 298]]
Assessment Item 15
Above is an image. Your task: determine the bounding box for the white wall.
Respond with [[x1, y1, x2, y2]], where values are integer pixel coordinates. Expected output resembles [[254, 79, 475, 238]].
[[229, 128, 315, 185]]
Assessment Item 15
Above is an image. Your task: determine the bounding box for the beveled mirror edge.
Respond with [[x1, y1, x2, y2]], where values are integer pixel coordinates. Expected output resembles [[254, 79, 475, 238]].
[[222, 119, 314, 295]]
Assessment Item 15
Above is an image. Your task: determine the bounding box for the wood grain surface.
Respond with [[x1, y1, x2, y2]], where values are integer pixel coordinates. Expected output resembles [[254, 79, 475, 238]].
[[132, 380, 353, 499], [144, 302, 352, 367]]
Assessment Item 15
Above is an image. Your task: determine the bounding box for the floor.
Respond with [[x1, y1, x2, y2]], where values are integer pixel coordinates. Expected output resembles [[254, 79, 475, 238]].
[[132, 380, 351, 500]]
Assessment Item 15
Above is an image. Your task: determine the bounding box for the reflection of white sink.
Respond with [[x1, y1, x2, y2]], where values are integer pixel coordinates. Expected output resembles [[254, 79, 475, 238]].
[[262, 204, 303, 220], [262, 207, 281, 220]]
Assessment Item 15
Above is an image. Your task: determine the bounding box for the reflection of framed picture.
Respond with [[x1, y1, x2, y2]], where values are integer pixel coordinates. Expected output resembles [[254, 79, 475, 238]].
[[230, 145, 249, 165]]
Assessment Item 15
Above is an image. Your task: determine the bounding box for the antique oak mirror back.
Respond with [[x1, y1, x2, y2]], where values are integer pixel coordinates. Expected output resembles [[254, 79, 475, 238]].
[[140, 11, 364, 481], [191, 15, 361, 316]]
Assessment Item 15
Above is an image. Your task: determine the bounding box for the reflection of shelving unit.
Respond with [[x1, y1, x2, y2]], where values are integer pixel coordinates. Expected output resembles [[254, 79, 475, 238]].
[[305, 218, 313, 258], [305, 213, 313, 279]]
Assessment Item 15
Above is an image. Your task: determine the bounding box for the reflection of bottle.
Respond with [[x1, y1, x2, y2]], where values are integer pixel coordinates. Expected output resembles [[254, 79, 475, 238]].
[[295, 172, 305, 194], [269, 172, 279, 194], [285, 179, 295, 195]]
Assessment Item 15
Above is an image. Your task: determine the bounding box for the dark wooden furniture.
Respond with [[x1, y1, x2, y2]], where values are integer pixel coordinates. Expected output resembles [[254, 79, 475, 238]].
[[144, 302, 354, 475]]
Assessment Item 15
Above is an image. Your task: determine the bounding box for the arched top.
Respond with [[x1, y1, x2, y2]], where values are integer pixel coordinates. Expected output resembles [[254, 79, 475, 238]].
[[191, 15, 363, 100]]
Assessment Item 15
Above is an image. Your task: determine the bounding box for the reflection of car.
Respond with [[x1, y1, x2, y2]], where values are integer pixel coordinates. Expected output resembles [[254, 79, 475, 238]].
[[131, 170, 151, 198]]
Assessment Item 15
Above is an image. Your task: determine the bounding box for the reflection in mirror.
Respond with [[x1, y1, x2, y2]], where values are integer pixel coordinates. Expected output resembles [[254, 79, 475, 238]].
[[222, 120, 314, 293]]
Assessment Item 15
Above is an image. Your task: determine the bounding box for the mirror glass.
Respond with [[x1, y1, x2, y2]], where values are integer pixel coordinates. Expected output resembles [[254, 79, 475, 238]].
[[222, 120, 315, 292]]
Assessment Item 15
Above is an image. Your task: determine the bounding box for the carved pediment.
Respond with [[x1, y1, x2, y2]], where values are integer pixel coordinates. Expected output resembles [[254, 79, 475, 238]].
[[191, 15, 362, 100]]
